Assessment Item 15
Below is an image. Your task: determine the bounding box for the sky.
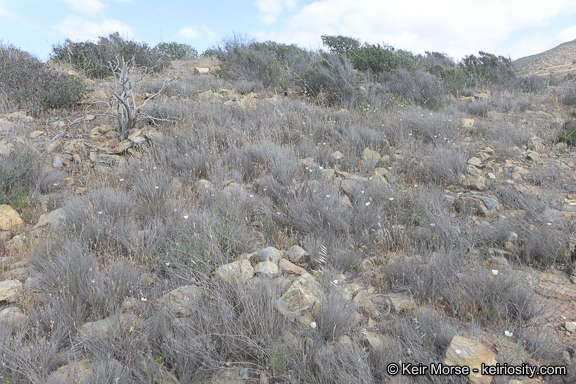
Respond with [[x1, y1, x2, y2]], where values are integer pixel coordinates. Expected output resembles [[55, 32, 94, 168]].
[[1, 0, 576, 62]]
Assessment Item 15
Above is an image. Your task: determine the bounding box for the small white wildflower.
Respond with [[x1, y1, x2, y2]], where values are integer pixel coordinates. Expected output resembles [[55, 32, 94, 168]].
[[310, 321, 317, 329], [389, 197, 394, 201], [547, 222, 552, 226], [97, 211, 103, 215], [492, 270, 499, 276], [249, 194, 254, 197], [53, 183, 59, 186], [326, 194, 331, 198], [140, 297, 148, 302], [263, 188, 267, 191], [155, 186, 159, 189], [183, 215, 189, 219], [165, 262, 170, 266], [504, 330, 513, 337], [332, 280, 338, 285], [414, 184, 418, 187], [365, 202, 371, 206], [153, 166, 157, 170], [119, 178, 124, 182], [319, 166, 324, 170], [140, 168, 144, 172], [388, 167, 392, 170], [430, 223, 435, 227], [455, 349, 462, 354], [360, 190, 365, 194]]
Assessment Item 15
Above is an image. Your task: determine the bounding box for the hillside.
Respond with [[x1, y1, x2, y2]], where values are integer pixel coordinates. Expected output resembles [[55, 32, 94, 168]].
[[1, 38, 576, 383], [514, 39, 576, 79]]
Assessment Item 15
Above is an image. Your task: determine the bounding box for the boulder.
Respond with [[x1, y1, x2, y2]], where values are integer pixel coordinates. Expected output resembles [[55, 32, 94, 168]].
[[363, 148, 381, 163], [278, 258, 307, 276], [444, 336, 497, 384], [256, 246, 283, 264], [80, 314, 142, 339], [454, 194, 502, 217], [194, 67, 210, 74], [254, 260, 279, 276], [160, 285, 205, 316], [215, 259, 254, 284], [0, 205, 24, 231], [0, 280, 22, 303], [275, 273, 322, 321], [46, 359, 94, 384], [285, 245, 309, 263]]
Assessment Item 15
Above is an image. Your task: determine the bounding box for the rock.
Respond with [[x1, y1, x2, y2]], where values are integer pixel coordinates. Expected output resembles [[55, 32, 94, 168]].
[[0, 205, 24, 231], [474, 91, 490, 99], [331, 151, 344, 161], [80, 313, 141, 339], [279, 258, 307, 276], [34, 208, 65, 230], [285, 245, 309, 263], [29, 130, 44, 138], [160, 285, 204, 316], [444, 336, 497, 384], [341, 175, 367, 195], [461, 174, 487, 190], [363, 148, 381, 163], [258, 246, 283, 264], [0, 280, 23, 303], [374, 292, 415, 313], [361, 330, 393, 351], [526, 151, 543, 164], [210, 367, 251, 384], [0, 306, 29, 328], [468, 157, 483, 167], [215, 259, 254, 284], [194, 67, 210, 74], [113, 140, 132, 154], [254, 260, 279, 276], [565, 321, 576, 333], [454, 194, 502, 217], [529, 136, 545, 153], [275, 273, 322, 321], [46, 358, 94, 384], [460, 118, 474, 128], [0, 139, 14, 156], [197, 90, 215, 101], [0, 119, 16, 132], [353, 290, 379, 318], [53, 156, 64, 168], [340, 194, 353, 208], [537, 273, 576, 300]]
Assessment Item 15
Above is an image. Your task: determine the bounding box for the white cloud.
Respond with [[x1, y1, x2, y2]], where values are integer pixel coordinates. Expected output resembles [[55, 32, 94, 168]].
[[253, 0, 576, 59], [255, 0, 297, 25], [558, 25, 576, 42], [62, 0, 107, 14], [54, 15, 134, 42], [176, 25, 215, 40]]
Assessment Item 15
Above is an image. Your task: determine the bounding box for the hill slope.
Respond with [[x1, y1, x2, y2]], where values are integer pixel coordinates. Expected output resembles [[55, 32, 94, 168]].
[[514, 39, 576, 79]]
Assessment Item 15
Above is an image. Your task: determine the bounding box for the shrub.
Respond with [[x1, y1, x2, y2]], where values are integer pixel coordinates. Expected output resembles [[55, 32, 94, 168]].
[[351, 43, 419, 74], [557, 120, 576, 147], [384, 69, 446, 109], [155, 42, 198, 60], [51, 32, 169, 78], [321, 35, 361, 56], [0, 44, 88, 110], [300, 52, 362, 107], [214, 36, 309, 89], [460, 51, 516, 85], [559, 85, 576, 106]]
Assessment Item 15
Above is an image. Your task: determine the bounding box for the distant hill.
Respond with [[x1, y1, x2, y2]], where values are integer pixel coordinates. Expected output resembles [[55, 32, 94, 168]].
[[513, 39, 576, 79]]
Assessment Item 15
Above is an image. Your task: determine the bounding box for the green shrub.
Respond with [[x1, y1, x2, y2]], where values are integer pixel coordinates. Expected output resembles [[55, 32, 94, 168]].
[[459, 51, 516, 85], [0, 148, 34, 209], [155, 42, 198, 60], [214, 36, 309, 90], [321, 35, 361, 56], [557, 120, 576, 146], [0, 44, 88, 110], [51, 32, 169, 78]]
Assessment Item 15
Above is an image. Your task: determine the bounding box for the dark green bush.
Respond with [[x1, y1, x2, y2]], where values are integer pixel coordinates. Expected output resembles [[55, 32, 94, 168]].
[[321, 35, 361, 56], [0, 44, 88, 110], [557, 120, 576, 147], [214, 36, 309, 90], [51, 32, 169, 78], [459, 51, 516, 85], [155, 42, 198, 60]]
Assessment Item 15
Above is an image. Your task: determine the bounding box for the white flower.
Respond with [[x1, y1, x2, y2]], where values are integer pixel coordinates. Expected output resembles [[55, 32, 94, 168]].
[[492, 270, 499, 276], [332, 280, 338, 285], [389, 197, 394, 201], [155, 186, 159, 189], [140, 297, 148, 302], [97, 211, 103, 215], [504, 330, 513, 337], [365, 202, 371, 206], [310, 322, 317, 329], [183, 215, 189, 219], [455, 349, 462, 354], [119, 178, 124, 182], [165, 262, 170, 266]]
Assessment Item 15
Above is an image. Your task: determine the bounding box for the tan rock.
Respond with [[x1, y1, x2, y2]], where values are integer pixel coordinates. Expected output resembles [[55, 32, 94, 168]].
[[0, 280, 23, 303], [460, 118, 474, 128], [160, 285, 204, 316], [275, 273, 322, 321], [363, 148, 381, 163], [444, 336, 497, 384], [80, 314, 141, 339], [254, 260, 279, 276], [215, 259, 254, 284], [537, 273, 576, 300], [194, 67, 210, 74], [279, 258, 307, 276], [0, 205, 23, 232], [285, 245, 309, 263], [331, 151, 344, 161], [353, 290, 379, 318], [46, 358, 94, 384]]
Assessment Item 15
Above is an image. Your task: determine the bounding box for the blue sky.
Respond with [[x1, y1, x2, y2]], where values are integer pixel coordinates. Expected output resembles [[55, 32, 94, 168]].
[[1, 0, 576, 62]]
